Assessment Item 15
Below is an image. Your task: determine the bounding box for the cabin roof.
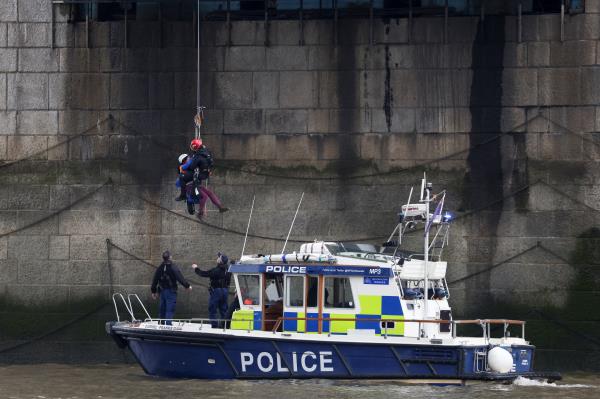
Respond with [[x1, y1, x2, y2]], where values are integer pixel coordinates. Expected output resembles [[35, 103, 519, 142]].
[[228, 263, 392, 277]]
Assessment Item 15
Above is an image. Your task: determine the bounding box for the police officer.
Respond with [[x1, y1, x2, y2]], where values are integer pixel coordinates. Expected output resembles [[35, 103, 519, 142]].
[[192, 252, 230, 328], [151, 251, 192, 325]]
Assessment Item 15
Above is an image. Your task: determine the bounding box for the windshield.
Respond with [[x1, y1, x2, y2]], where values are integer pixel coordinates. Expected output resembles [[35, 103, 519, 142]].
[[325, 242, 379, 255], [325, 242, 417, 259]]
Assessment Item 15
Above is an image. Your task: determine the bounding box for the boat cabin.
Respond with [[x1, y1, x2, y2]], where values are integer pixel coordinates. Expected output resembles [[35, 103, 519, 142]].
[[228, 242, 452, 338]]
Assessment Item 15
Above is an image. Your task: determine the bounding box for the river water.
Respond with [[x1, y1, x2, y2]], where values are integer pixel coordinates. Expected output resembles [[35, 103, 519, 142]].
[[0, 365, 598, 399]]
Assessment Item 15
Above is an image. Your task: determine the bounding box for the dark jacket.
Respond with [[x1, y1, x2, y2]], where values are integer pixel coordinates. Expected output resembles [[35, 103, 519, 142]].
[[151, 261, 191, 293], [194, 263, 230, 289], [181, 147, 214, 179]]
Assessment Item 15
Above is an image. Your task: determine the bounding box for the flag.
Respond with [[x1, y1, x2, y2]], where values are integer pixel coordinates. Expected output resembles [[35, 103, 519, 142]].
[[425, 192, 445, 235]]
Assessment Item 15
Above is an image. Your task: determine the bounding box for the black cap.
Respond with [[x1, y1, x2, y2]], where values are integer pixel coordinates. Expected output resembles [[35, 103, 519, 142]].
[[162, 250, 171, 260], [218, 252, 228, 265]]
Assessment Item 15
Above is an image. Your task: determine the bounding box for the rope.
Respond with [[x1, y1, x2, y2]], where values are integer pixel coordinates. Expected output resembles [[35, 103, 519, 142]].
[[134, 192, 389, 243], [530, 309, 600, 348], [0, 110, 597, 183], [111, 113, 543, 181], [0, 179, 113, 238], [0, 302, 110, 355], [446, 242, 568, 285], [106, 239, 210, 288], [0, 116, 111, 170], [195, 0, 202, 140], [0, 223, 114, 355]]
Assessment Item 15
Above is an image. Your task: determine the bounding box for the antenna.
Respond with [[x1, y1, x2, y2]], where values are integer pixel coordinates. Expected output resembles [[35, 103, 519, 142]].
[[240, 195, 256, 260], [399, 186, 413, 246], [282, 192, 304, 254]]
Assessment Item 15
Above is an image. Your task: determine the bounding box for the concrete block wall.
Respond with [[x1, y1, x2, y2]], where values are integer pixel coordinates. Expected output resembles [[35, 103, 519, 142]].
[[1, 0, 600, 367]]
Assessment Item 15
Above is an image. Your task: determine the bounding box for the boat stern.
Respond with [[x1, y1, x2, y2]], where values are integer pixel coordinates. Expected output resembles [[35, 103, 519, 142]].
[[460, 344, 560, 383]]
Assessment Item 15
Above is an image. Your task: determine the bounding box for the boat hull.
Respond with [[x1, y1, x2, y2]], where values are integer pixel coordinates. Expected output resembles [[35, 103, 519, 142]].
[[108, 323, 560, 383]]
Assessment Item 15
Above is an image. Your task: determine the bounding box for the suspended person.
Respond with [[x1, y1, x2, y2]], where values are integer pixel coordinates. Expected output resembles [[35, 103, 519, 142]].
[[175, 138, 228, 218], [151, 251, 192, 325], [175, 153, 196, 215], [192, 252, 231, 328]]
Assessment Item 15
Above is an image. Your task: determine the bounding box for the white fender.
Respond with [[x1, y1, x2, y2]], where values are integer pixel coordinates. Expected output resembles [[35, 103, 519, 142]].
[[487, 346, 513, 373]]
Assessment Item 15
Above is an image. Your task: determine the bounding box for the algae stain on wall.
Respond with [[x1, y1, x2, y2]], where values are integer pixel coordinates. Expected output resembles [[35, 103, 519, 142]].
[[464, 16, 506, 298]]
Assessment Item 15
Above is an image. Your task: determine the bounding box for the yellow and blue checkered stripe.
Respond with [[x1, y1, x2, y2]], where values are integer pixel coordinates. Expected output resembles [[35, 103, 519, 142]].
[[230, 310, 262, 330], [282, 295, 404, 335]]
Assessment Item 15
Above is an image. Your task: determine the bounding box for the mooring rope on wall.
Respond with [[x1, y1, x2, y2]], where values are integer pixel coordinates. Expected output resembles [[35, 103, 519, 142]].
[[106, 239, 210, 289], [0, 175, 594, 250], [530, 309, 600, 349], [1, 110, 596, 183], [0, 179, 113, 238], [0, 117, 112, 170], [114, 114, 538, 181], [0, 302, 111, 355], [116, 111, 600, 181], [446, 241, 571, 286]]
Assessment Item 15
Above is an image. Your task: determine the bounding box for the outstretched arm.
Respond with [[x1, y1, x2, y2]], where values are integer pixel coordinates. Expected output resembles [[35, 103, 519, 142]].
[[172, 264, 191, 289], [192, 264, 220, 278]]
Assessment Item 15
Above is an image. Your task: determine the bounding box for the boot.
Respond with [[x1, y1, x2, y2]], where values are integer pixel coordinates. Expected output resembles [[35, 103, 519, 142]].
[[219, 206, 229, 213], [175, 187, 186, 201], [187, 201, 195, 215]]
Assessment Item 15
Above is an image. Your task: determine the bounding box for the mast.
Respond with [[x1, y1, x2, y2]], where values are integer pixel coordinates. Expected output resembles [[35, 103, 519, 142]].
[[422, 178, 431, 337]]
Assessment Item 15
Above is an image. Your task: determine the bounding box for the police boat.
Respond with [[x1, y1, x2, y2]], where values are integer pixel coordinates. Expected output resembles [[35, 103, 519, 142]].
[[106, 176, 561, 384]]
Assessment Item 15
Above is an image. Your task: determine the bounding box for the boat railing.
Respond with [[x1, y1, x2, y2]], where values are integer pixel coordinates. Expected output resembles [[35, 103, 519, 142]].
[[127, 294, 152, 321], [114, 308, 526, 341], [112, 293, 135, 322], [112, 293, 152, 322], [270, 317, 526, 340]]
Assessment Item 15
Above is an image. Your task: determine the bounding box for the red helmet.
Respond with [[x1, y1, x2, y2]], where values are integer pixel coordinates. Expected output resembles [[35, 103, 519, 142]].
[[190, 138, 203, 151]]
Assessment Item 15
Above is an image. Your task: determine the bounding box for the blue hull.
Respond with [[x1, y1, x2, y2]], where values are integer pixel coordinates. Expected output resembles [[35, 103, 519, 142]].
[[108, 324, 560, 382]]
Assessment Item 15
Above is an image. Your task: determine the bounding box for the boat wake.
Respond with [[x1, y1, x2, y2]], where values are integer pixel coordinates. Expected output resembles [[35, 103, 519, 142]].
[[512, 376, 594, 388]]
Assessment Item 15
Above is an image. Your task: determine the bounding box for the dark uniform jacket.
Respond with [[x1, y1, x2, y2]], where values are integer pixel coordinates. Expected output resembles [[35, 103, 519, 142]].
[[181, 147, 214, 180], [194, 264, 230, 289], [151, 261, 190, 293]]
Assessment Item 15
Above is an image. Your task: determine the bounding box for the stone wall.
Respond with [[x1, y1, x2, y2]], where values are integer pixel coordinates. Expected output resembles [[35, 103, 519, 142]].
[[2, 0, 600, 368]]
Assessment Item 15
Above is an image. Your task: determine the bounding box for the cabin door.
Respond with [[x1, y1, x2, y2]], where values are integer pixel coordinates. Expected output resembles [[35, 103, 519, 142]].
[[305, 274, 324, 333], [262, 273, 283, 331]]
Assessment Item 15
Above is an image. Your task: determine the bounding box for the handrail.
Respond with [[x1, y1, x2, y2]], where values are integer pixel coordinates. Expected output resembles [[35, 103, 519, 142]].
[[120, 315, 525, 340], [271, 317, 526, 338], [112, 293, 135, 322], [454, 319, 525, 325], [127, 294, 152, 321]]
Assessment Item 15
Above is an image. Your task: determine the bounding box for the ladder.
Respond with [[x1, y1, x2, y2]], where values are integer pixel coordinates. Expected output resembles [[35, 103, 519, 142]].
[[429, 222, 450, 261]]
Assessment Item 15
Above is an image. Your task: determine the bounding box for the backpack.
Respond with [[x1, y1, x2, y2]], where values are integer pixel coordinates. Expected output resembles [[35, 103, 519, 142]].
[[158, 262, 175, 290], [196, 149, 214, 180]]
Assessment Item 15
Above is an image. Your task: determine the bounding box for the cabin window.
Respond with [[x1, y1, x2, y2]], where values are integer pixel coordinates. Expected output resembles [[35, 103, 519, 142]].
[[324, 277, 354, 309], [286, 276, 304, 307], [238, 274, 260, 306], [307, 276, 319, 307], [265, 275, 283, 303]]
